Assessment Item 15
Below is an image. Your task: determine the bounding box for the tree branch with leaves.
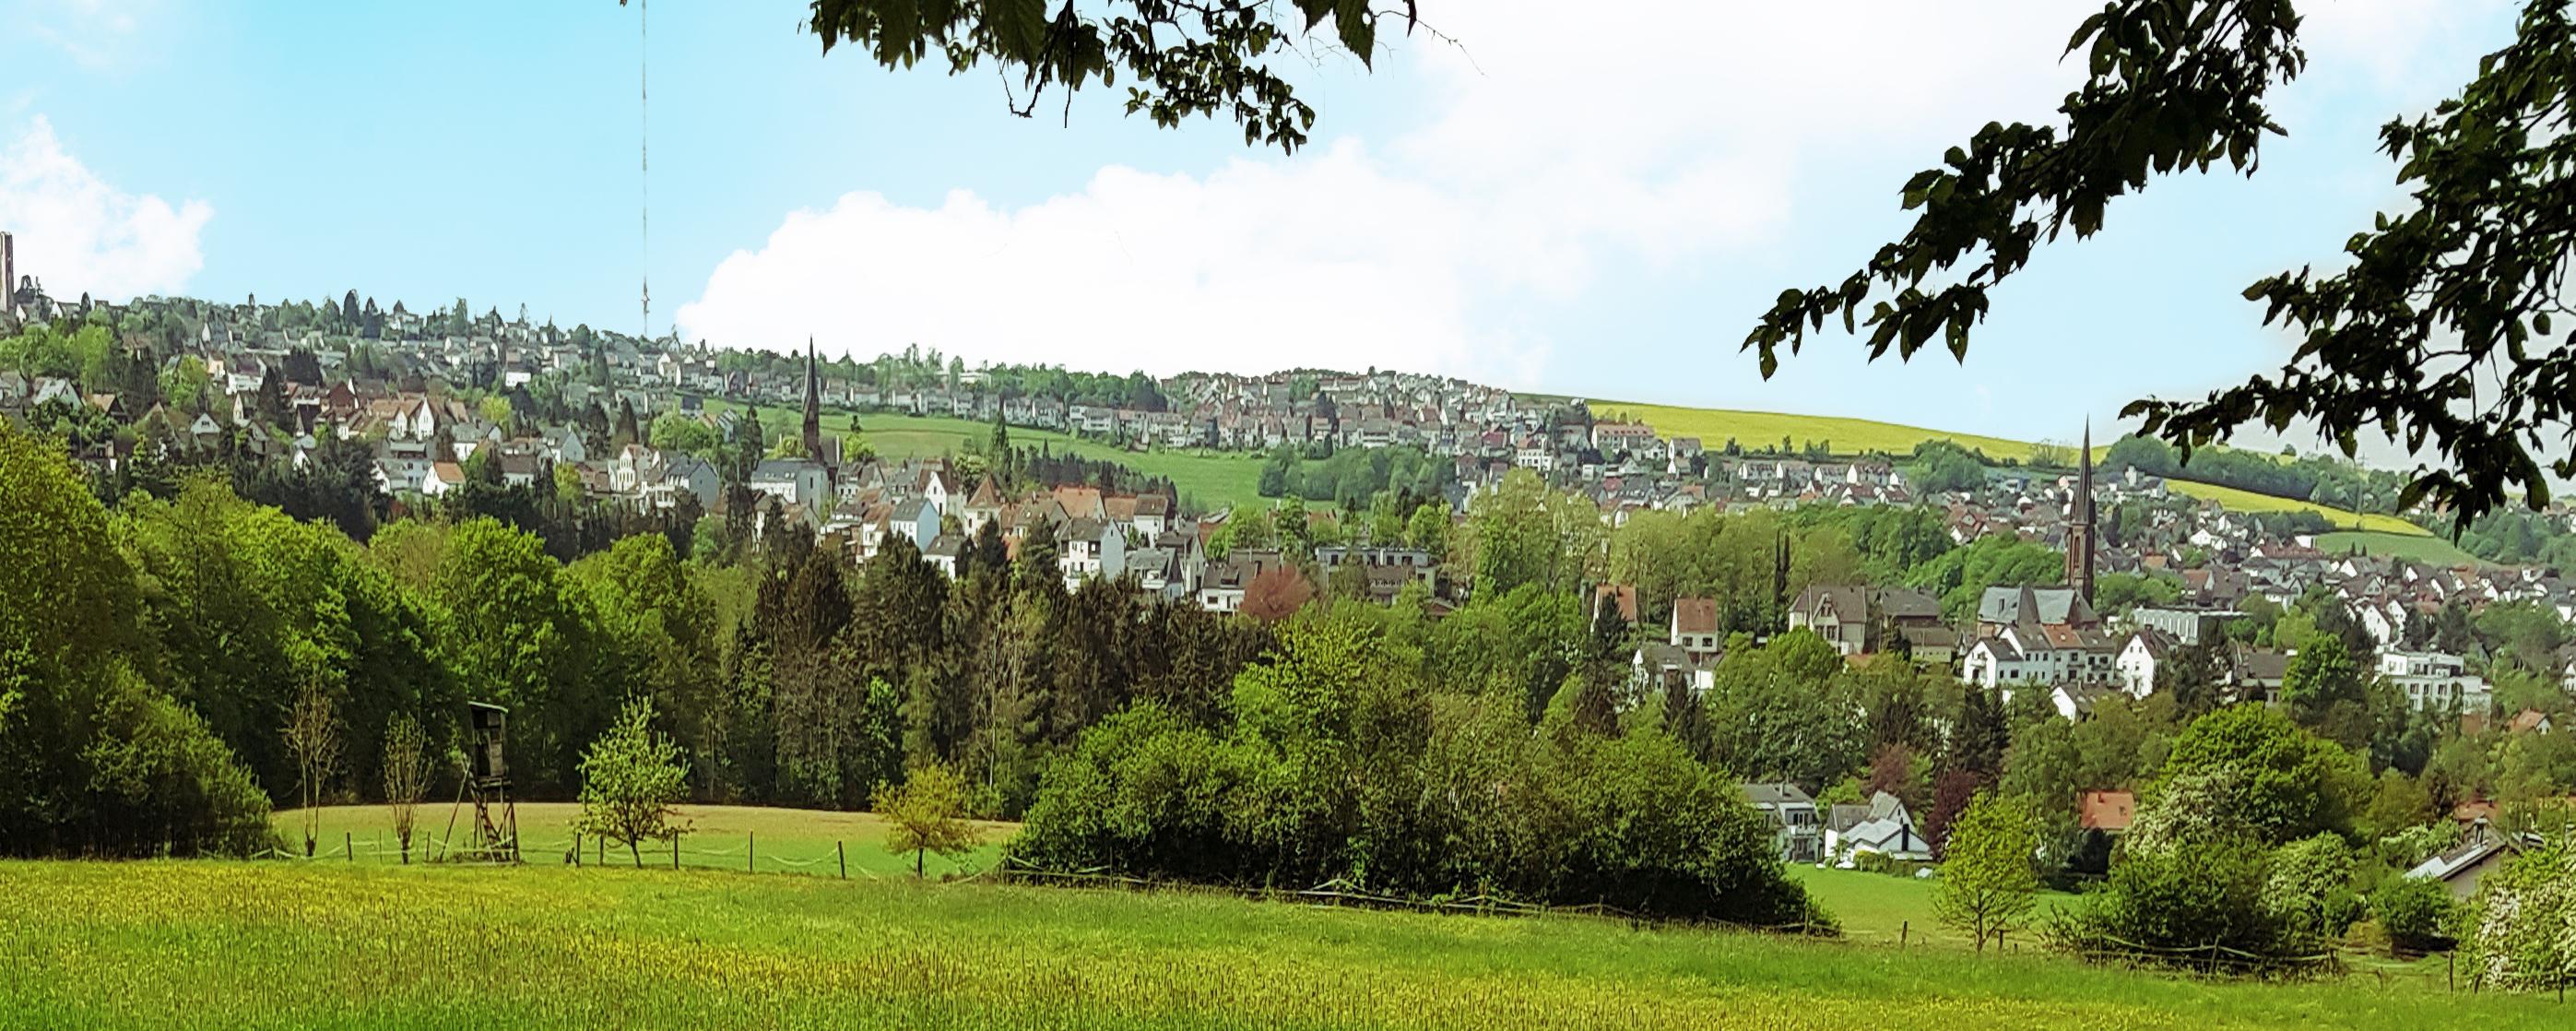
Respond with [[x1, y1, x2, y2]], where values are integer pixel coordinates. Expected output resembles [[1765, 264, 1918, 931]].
[[1753, 0, 2576, 530]]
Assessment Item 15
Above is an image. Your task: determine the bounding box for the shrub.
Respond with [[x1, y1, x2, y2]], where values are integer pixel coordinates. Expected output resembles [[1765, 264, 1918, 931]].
[[2050, 836, 2303, 967], [2462, 838, 2573, 990], [2368, 877, 2459, 954]]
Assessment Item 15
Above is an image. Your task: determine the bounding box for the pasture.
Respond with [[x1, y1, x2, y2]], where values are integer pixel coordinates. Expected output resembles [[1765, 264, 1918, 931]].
[[271, 803, 1012, 879], [0, 859, 2535, 1029], [2311, 530, 2483, 567], [1600, 401, 2061, 462], [1781, 864, 2074, 948], [714, 397, 2435, 532], [711, 400, 1269, 511], [2164, 480, 2428, 537]]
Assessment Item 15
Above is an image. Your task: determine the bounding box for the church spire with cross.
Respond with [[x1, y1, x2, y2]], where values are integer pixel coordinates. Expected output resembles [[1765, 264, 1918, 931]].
[[2067, 419, 2097, 606], [801, 337, 822, 461]]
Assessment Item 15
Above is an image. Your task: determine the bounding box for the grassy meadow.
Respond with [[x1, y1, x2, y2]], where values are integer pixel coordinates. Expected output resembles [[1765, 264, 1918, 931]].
[[2164, 480, 2428, 537], [708, 396, 2441, 533], [0, 859, 2526, 1030], [710, 400, 1268, 510], [2312, 530, 2483, 567], [1599, 401, 2061, 463], [272, 803, 1012, 879], [1783, 865, 2074, 948]]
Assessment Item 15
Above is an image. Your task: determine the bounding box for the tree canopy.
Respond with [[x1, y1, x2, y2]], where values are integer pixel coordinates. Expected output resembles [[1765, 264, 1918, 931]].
[[675, 0, 1417, 154], [1750, 0, 2576, 529]]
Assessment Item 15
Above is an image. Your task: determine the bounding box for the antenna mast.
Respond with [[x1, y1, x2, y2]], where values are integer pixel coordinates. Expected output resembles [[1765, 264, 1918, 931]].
[[640, 0, 651, 339]]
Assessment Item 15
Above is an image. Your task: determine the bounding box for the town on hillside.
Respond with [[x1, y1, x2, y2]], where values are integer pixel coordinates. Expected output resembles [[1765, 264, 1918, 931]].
[[4, 268, 2570, 870]]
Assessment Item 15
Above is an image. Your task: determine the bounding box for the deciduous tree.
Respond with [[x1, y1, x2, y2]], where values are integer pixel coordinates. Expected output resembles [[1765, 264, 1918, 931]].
[[573, 697, 691, 867], [876, 763, 982, 879], [1933, 791, 2041, 951]]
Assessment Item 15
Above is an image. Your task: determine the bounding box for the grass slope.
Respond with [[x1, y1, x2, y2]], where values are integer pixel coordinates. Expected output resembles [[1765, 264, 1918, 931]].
[[710, 401, 1268, 511], [272, 803, 1012, 878], [0, 860, 2516, 1029], [711, 397, 2423, 531], [2312, 531, 2483, 567], [1784, 866, 2073, 948], [2163, 480, 2428, 537], [1601, 402, 2060, 462]]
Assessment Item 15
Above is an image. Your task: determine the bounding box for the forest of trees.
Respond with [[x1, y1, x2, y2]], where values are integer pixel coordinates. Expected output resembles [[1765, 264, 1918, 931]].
[[10, 408, 2576, 946], [1257, 444, 1454, 510]]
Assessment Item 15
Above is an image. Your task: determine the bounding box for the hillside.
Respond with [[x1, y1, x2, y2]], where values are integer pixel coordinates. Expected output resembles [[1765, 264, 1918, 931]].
[[1601, 401, 2059, 462], [2164, 481, 2429, 537], [0, 860, 2519, 1029], [2313, 530, 2484, 567], [709, 402, 1267, 510], [711, 397, 2427, 532], [1606, 401, 2429, 534]]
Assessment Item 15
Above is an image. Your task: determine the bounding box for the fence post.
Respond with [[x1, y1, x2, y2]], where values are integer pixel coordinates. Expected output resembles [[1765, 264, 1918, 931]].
[[345, 832, 352, 862], [2448, 952, 2455, 993], [572, 831, 581, 868], [749, 832, 755, 873], [673, 832, 681, 871], [837, 840, 846, 880], [1899, 920, 1907, 948], [598, 835, 606, 866]]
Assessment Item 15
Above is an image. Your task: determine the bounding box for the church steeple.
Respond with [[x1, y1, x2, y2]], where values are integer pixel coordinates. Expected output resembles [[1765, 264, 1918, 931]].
[[800, 337, 822, 461], [2067, 420, 2096, 606]]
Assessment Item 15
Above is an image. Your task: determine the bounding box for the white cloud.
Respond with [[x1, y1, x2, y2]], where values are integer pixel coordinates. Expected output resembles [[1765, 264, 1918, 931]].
[[676, 1, 2500, 385], [0, 115, 212, 299], [14, 0, 152, 70]]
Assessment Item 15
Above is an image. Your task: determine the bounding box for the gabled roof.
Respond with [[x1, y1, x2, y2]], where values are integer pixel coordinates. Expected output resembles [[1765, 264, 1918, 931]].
[[1978, 585, 2097, 627], [2405, 826, 2537, 885], [2077, 790, 2134, 832], [1741, 782, 1814, 808], [1671, 598, 1719, 635]]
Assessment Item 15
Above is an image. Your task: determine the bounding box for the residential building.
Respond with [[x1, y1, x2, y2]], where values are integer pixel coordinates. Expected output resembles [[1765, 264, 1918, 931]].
[[1742, 782, 1823, 864]]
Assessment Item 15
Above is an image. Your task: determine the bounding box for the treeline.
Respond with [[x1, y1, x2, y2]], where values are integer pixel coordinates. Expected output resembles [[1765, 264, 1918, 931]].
[[1014, 444, 1179, 508], [1257, 444, 1453, 511], [0, 421, 1277, 856], [1010, 610, 1826, 926]]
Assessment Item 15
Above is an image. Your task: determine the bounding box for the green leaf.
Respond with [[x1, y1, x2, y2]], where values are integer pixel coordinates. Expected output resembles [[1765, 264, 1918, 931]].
[[1336, 0, 1374, 65]]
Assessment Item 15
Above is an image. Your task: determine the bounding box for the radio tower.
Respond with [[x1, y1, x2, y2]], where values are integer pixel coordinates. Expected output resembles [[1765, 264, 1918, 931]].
[[639, 0, 651, 339]]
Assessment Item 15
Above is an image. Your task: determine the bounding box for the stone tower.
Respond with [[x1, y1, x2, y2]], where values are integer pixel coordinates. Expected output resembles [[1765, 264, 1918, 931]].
[[2066, 420, 2097, 605], [801, 337, 822, 461]]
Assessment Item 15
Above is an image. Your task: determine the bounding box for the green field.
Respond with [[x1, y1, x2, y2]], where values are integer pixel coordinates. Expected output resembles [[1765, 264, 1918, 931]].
[[710, 401, 1268, 511], [1785, 865, 2074, 948], [2313, 531, 2484, 567], [273, 803, 1011, 879], [2164, 480, 2429, 537], [711, 397, 2431, 531], [1601, 401, 2063, 462], [0, 859, 2528, 1029]]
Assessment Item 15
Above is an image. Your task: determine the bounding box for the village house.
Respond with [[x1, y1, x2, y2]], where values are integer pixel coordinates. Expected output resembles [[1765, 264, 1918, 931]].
[[1742, 782, 1823, 864]]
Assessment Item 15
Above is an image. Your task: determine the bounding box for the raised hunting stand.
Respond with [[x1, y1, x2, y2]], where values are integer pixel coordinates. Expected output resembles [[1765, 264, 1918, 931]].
[[438, 701, 520, 863]]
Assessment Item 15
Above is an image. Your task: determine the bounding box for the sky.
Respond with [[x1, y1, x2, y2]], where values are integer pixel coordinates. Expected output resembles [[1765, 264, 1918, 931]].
[[0, 0, 2525, 449]]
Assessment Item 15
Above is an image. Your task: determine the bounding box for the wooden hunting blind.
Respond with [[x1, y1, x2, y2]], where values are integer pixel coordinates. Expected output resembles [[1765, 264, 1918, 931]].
[[467, 702, 508, 784], [442, 701, 520, 863]]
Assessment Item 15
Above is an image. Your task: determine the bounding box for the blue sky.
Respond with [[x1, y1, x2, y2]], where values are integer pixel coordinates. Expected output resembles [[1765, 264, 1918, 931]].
[[0, 0, 2522, 448]]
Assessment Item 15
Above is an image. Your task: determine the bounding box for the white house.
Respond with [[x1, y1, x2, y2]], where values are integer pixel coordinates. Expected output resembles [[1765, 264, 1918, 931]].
[[750, 458, 832, 509], [2380, 650, 2492, 713], [888, 499, 940, 555], [1825, 791, 1931, 866], [2114, 629, 2180, 699], [1057, 516, 1128, 588]]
